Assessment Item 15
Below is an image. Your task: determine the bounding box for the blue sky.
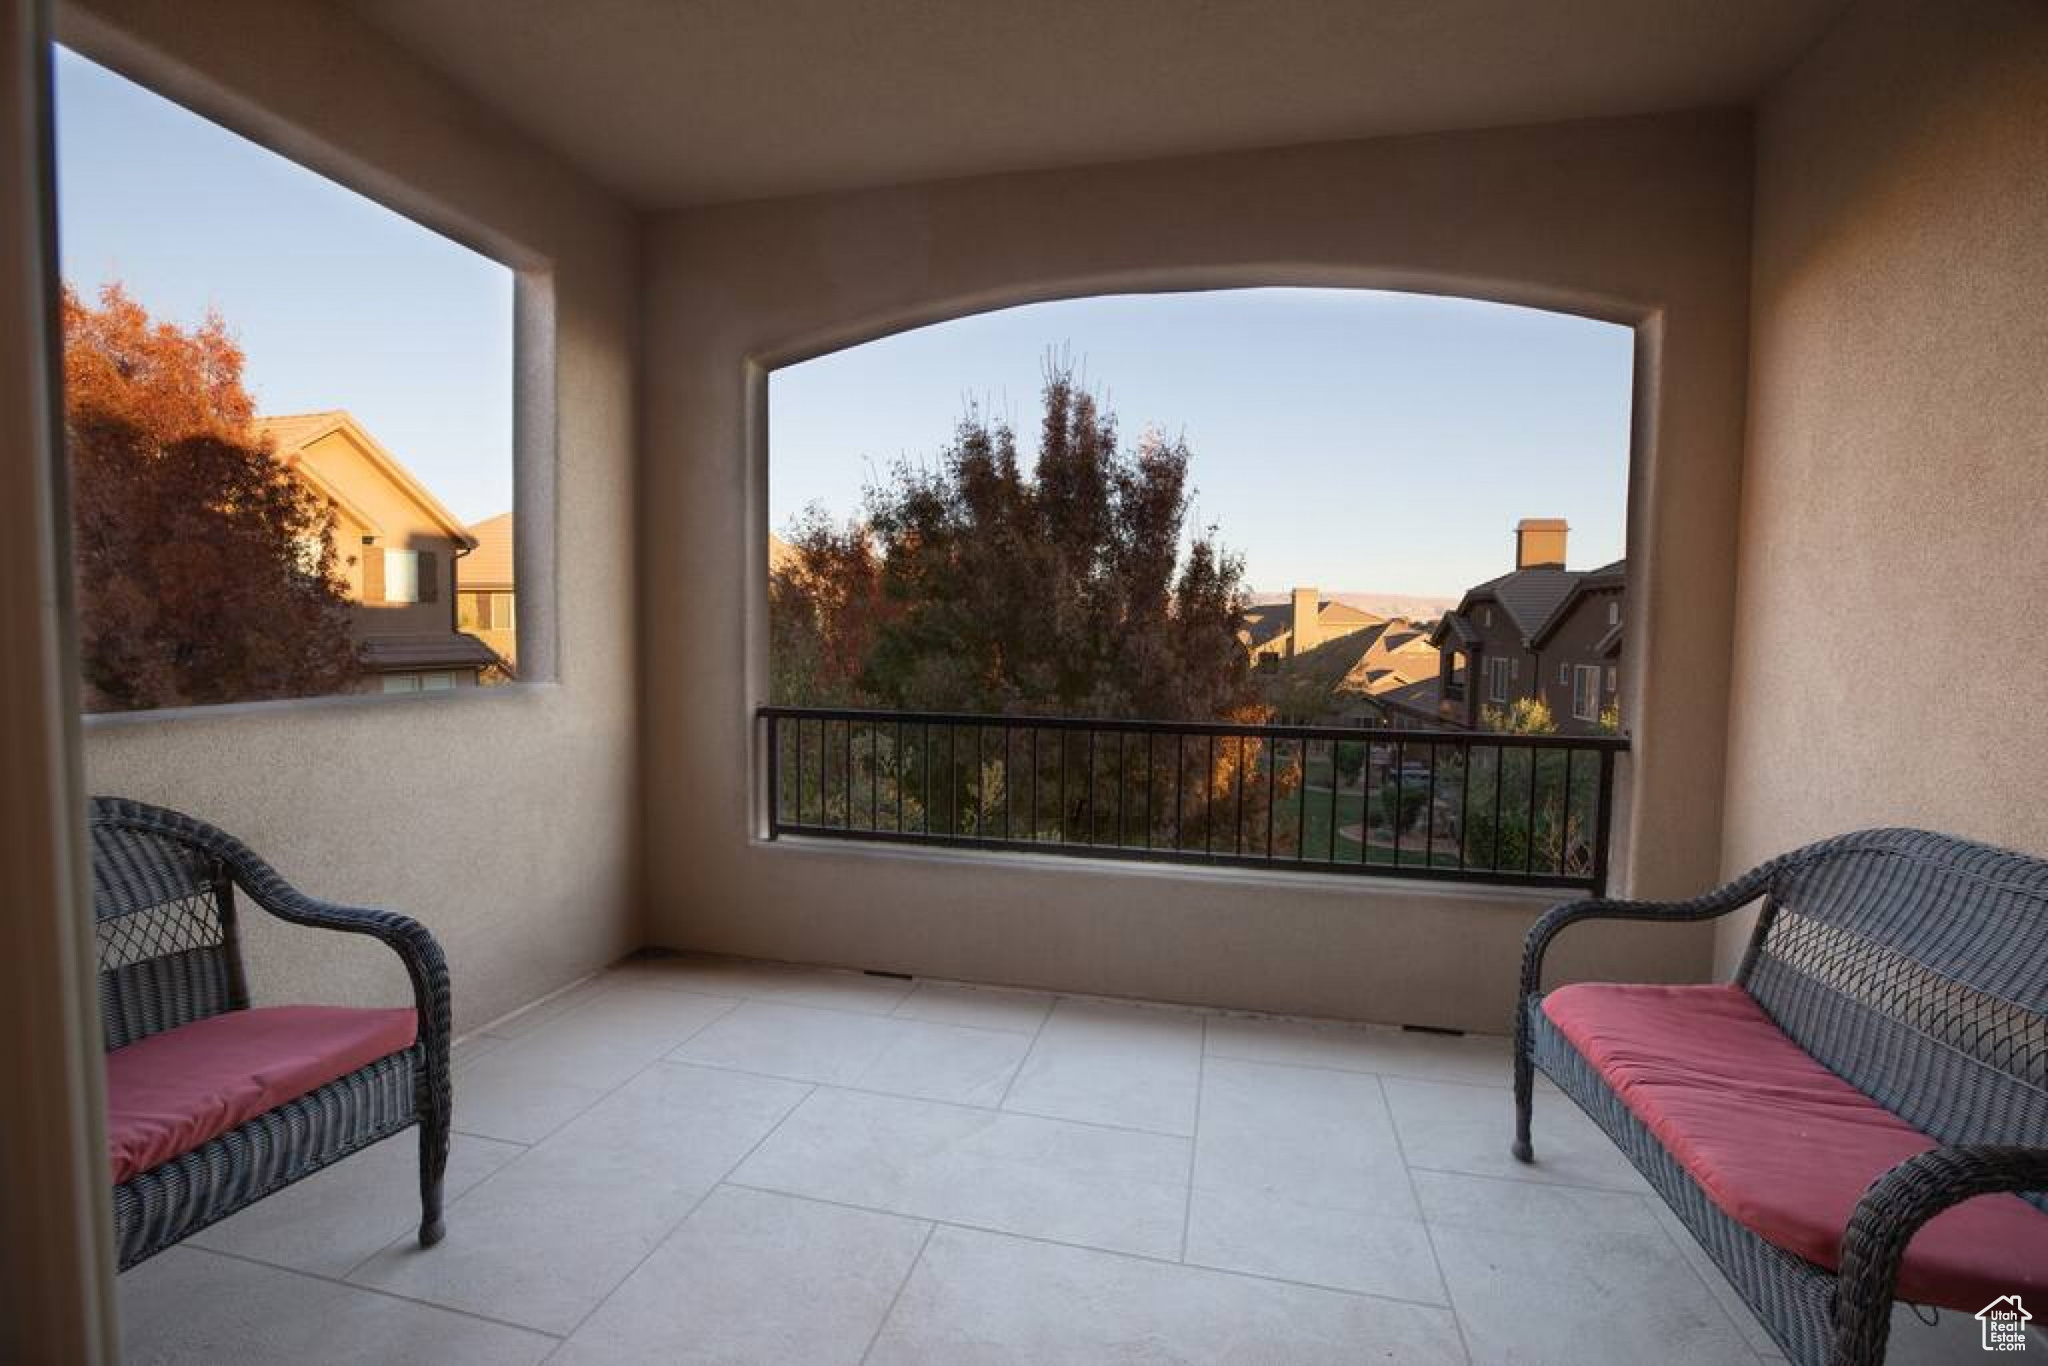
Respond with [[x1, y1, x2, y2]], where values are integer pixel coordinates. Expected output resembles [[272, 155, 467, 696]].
[[773, 291, 1634, 599], [54, 47, 514, 525], [54, 47, 1631, 595]]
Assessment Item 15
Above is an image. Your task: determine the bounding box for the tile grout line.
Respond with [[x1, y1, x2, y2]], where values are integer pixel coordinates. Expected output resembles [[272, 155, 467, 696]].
[[991, 991, 1060, 1112], [546, 1079, 825, 1350], [181, 1243, 566, 1342], [1375, 1073, 1476, 1366], [337, 995, 745, 1285], [855, 1220, 939, 1366], [1178, 1016, 1207, 1262], [652, 1058, 1192, 1144], [718, 1180, 1461, 1318]]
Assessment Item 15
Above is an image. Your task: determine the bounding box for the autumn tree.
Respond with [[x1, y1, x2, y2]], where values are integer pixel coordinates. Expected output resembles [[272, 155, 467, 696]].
[[854, 361, 1260, 722], [767, 505, 895, 706], [63, 283, 360, 711], [769, 359, 1291, 847]]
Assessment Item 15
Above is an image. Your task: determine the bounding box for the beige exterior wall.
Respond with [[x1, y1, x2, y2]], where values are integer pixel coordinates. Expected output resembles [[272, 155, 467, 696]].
[[1716, 0, 2048, 973], [294, 426, 466, 638], [641, 111, 1756, 1030], [62, 0, 643, 1032]]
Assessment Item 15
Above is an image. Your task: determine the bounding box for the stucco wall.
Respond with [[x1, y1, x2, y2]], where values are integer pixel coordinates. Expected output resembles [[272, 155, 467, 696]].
[[62, 0, 642, 1032], [640, 112, 1756, 1030], [1716, 0, 2048, 972]]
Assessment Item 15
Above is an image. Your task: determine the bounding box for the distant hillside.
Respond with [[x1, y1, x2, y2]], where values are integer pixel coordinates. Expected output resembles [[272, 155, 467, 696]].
[[1245, 589, 1457, 623]]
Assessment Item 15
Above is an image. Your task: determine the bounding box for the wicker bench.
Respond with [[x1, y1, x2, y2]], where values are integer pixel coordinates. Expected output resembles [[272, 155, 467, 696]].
[[92, 797, 451, 1271], [1514, 828, 2048, 1365]]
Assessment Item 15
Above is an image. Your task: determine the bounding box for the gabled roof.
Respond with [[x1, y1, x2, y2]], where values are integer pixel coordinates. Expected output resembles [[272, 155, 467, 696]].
[[1239, 597, 1384, 650], [1528, 559, 1628, 648], [256, 410, 477, 548], [461, 512, 515, 589]]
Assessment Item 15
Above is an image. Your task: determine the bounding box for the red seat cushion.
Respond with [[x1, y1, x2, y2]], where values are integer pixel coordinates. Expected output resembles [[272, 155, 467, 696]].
[[105, 1005, 418, 1185], [1543, 982, 2048, 1310]]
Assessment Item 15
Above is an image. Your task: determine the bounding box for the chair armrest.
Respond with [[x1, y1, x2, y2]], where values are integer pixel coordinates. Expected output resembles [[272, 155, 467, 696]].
[[1831, 1145, 2048, 1366], [1517, 860, 1778, 1005]]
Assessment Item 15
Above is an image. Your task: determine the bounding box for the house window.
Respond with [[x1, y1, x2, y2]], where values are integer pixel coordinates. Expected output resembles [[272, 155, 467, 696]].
[[1573, 664, 1602, 721], [1488, 656, 1512, 703], [1608, 599, 1620, 626], [384, 549, 421, 604], [382, 671, 457, 694], [1482, 607, 1494, 628], [1606, 666, 1618, 691], [1557, 663, 1569, 685]]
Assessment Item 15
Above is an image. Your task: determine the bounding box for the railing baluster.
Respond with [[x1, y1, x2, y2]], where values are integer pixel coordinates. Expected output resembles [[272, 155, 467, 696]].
[[1196, 737, 1212, 856], [1235, 734, 1246, 856], [1559, 747, 1574, 875], [1179, 733, 1196, 847], [1115, 732, 1126, 848], [1059, 731, 1070, 844], [1265, 736, 1277, 858], [1457, 740, 1471, 871], [1424, 742, 1438, 869], [1146, 737, 1163, 843], [1327, 739, 1340, 863], [1499, 741, 1515, 872], [1295, 740, 1307, 862], [1392, 739, 1404, 866], [1592, 747, 1617, 895], [1524, 740, 1540, 875]]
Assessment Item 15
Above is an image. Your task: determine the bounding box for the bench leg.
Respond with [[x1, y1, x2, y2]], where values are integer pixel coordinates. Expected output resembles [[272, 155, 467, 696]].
[[419, 1101, 450, 1247], [1511, 1010, 1535, 1163]]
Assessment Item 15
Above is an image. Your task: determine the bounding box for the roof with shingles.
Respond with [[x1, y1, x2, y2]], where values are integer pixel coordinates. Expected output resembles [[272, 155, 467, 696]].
[[460, 512, 515, 589], [255, 410, 477, 547]]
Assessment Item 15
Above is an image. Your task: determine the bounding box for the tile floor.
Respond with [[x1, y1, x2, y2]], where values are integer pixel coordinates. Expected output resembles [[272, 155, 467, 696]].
[[121, 953, 1988, 1364]]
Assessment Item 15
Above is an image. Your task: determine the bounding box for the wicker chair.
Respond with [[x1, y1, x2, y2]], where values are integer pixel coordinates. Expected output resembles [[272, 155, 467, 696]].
[[92, 796, 451, 1271], [1514, 828, 2048, 1366]]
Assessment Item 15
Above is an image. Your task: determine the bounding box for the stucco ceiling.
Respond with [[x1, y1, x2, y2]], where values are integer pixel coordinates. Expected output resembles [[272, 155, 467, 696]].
[[345, 0, 1849, 208]]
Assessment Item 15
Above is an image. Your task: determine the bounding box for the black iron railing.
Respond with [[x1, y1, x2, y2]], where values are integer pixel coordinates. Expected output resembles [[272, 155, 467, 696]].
[[760, 706, 1627, 892]]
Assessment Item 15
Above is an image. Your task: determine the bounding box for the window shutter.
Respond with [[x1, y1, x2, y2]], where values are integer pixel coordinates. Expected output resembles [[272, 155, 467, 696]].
[[362, 545, 384, 602], [419, 550, 439, 603]]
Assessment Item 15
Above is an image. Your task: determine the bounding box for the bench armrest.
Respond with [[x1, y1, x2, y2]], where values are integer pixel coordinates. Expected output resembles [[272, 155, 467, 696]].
[[1832, 1145, 2048, 1365], [1517, 861, 1778, 1006], [216, 842, 451, 1058]]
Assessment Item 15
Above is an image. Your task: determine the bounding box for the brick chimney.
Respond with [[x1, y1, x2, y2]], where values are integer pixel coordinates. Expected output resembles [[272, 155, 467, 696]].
[[1515, 518, 1569, 570], [1290, 586, 1321, 655]]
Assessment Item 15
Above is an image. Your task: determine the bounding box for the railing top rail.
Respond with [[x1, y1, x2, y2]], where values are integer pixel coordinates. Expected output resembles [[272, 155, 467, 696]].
[[757, 704, 1630, 751]]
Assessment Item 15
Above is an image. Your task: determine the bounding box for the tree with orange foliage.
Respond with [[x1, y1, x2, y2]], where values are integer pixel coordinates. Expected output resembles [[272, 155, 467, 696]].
[[63, 283, 360, 711]]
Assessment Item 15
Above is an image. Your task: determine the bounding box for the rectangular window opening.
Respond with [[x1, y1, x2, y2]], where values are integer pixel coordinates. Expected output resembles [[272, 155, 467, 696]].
[[56, 46, 521, 712]]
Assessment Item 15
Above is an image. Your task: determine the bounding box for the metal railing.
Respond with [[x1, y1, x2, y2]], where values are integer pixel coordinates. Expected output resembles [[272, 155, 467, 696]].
[[760, 706, 1627, 892]]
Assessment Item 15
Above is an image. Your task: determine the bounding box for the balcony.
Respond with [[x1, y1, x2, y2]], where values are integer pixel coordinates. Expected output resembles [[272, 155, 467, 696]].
[[110, 950, 1986, 1363], [7, 0, 2048, 1363]]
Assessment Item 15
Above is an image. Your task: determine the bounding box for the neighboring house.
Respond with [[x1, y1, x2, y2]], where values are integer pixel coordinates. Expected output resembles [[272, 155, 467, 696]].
[[1528, 559, 1624, 731], [1241, 587, 1382, 666], [1428, 518, 1625, 736], [1258, 614, 1443, 726], [457, 511, 516, 676], [256, 410, 497, 693]]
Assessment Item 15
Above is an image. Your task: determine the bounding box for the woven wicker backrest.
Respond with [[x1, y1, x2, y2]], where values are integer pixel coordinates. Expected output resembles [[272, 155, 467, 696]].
[[90, 805, 244, 1051], [1743, 830, 2048, 1180]]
